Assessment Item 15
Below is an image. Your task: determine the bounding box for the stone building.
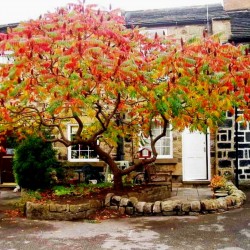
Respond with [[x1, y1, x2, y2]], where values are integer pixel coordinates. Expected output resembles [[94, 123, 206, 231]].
[[124, 0, 250, 184], [124, 3, 230, 184], [216, 0, 250, 184], [0, 0, 250, 185]]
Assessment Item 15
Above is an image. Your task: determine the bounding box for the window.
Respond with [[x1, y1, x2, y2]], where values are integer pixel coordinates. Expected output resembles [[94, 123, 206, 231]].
[[67, 125, 98, 162], [142, 123, 173, 158]]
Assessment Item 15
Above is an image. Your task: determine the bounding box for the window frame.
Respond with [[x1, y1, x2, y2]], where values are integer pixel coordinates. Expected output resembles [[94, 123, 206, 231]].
[[141, 123, 173, 159], [67, 124, 99, 162]]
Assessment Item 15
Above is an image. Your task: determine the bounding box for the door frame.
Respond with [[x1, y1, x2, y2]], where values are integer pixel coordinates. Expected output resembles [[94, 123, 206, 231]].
[[182, 129, 211, 182]]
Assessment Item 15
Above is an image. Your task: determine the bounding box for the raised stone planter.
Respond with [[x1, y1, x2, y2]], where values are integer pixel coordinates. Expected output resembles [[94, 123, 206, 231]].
[[26, 199, 103, 220], [25, 182, 246, 220]]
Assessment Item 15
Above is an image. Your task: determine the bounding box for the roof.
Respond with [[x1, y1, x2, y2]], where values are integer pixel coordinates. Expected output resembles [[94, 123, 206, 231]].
[[0, 23, 18, 33], [125, 4, 230, 28], [1, 6, 249, 43], [227, 10, 250, 43]]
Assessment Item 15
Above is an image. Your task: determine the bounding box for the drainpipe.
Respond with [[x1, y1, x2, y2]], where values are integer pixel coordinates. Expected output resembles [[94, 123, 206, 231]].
[[234, 107, 239, 188], [115, 114, 125, 161]]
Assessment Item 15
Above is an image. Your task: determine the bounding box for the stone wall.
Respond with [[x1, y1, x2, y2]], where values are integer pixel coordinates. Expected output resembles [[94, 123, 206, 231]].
[[26, 199, 103, 221], [106, 182, 245, 216], [26, 185, 171, 220], [216, 112, 250, 182], [211, 19, 231, 43], [223, 0, 250, 11], [26, 182, 246, 220]]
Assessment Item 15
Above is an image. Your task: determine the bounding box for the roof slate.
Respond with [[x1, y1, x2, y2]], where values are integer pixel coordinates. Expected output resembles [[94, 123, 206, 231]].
[[0, 5, 249, 43], [125, 4, 230, 27], [227, 10, 250, 42]]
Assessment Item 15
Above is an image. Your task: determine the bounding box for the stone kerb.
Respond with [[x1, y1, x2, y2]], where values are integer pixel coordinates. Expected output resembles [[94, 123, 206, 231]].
[[106, 181, 246, 216], [26, 182, 246, 220]]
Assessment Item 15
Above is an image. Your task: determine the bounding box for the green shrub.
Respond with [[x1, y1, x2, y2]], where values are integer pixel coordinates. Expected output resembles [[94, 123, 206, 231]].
[[52, 185, 74, 196], [13, 136, 60, 190]]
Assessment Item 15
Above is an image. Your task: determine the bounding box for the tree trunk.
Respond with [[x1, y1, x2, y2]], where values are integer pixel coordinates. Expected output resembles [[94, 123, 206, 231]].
[[112, 171, 124, 190]]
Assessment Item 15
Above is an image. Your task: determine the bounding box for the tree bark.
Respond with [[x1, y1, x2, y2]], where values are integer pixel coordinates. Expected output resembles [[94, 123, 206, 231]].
[[112, 171, 124, 190]]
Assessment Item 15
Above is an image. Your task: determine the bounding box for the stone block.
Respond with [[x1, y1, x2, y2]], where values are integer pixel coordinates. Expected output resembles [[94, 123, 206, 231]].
[[232, 196, 243, 206], [128, 197, 138, 206], [231, 190, 247, 201], [56, 204, 68, 212], [201, 199, 218, 211], [111, 196, 122, 205], [162, 200, 175, 212], [181, 201, 191, 212], [219, 160, 231, 168], [143, 203, 153, 214], [49, 204, 57, 212], [69, 205, 81, 213], [89, 200, 102, 208], [190, 201, 201, 212], [26, 202, 50, 220], [105, 193, 114, 206], [224, 196, 233, 207], [126, 207, 134, 215], [216, 198, 228, 210], [118, 207, 126, 215], [135, 202, 146, 213], [69, 203, 90, 213], [153, 201, 162, 214], [229, 196, 237, 206], [120, 198, 129, 207], [78, 203, 91, 211], [173, 200, 182, 212]]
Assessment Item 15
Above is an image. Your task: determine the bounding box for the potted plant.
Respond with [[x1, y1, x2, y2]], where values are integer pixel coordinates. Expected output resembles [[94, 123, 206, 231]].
[[209, 175, 227, 194]]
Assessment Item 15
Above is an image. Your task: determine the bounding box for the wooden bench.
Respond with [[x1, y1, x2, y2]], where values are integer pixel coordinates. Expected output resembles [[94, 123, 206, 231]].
[[145, 164, 173, 191]]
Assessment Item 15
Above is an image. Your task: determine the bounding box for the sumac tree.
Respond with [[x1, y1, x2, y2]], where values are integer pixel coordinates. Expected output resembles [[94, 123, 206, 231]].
[[0, 3, 249, 189]]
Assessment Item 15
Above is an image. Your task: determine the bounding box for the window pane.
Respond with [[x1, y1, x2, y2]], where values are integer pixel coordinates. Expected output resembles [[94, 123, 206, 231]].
[[71, 150, 79, 159], [162, 147, 170, 155], [69, 125, 98, 160], [141, 122, 172, 157]]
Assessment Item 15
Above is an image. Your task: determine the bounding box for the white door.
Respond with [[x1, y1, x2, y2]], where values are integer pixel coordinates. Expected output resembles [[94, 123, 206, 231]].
[[182, 129, 210, 181]]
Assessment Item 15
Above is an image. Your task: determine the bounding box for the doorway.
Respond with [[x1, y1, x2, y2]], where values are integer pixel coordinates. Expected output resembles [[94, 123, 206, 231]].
[[182, 129, 210, 181]]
